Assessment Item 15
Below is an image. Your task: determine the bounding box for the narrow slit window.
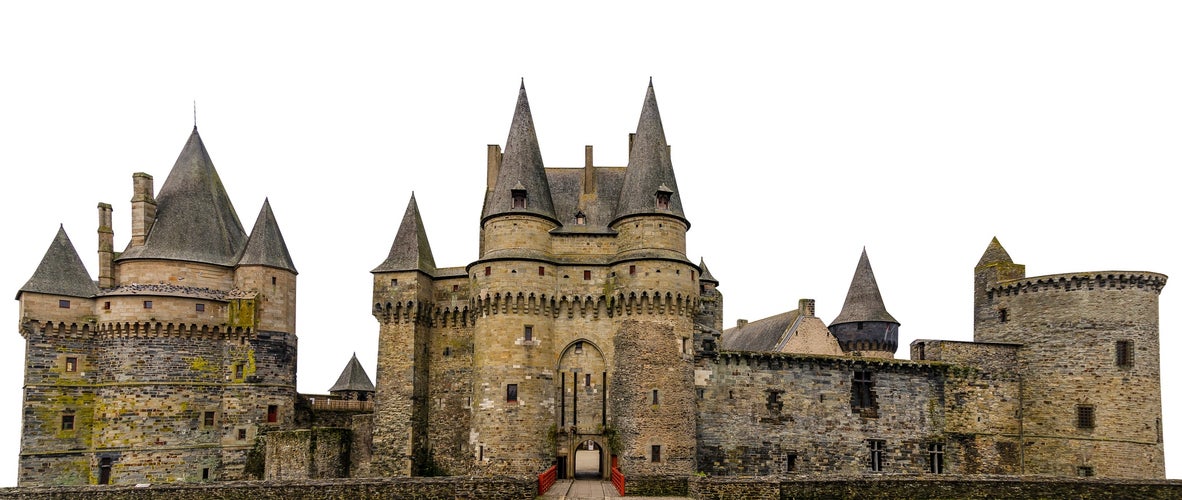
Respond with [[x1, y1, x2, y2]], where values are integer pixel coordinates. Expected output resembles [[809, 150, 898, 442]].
[[506, 384, 518, 402], [652, 389, 660, 405], [928, 443, 944, 473], [651, 445, 662, 463], [869, 440, 884, 472], [524, 326, 533, 342], [267, 405, 278, 423]]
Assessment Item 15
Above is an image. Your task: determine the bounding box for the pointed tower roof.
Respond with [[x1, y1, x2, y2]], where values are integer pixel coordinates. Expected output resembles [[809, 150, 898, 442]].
[[613, 80, 687, 226], [831, 248, 898, 326], [328, 353, 376, 393], [481, 82, 558, 224], [118, 127, 247, 266], [373, 193, 437, 274], [699, 258, 719, 284], [238, 199, 297, 273], [976, 236, 1013, 268], [17, 226, 99, 299]]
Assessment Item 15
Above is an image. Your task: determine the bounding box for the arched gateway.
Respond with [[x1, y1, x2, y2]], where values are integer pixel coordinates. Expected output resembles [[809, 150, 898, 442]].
[[556, 340, 611, 479]]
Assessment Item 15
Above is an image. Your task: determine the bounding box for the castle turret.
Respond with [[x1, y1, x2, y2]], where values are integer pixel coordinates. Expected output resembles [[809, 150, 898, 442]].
[[828, 248, 899, 358], [329, 354, 376, 402], [973, 237, 1025, 338], [371, 194, 436, 475], [236, 198, 298, 334]]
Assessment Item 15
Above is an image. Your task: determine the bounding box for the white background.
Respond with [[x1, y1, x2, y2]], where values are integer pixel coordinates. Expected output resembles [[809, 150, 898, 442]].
[[1, 1, 1179, 484]]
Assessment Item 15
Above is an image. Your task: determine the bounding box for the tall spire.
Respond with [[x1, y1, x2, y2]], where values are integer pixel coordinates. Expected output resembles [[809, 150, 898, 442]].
[[699, 258, 718, 284], [831, 248, 898, 326], [17, 226, 99, 299], [373, 193, 437, 274], [238, 198, 297, 273], [480, 81, 557, 224], [117, 127, 247, 266], [613, 80, 686, 226]]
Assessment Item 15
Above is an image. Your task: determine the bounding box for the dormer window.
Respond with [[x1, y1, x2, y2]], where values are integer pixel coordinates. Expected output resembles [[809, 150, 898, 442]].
[[511, 182, 527, 209], [575, 211, 586, 225], [655, 184, 673, 210]]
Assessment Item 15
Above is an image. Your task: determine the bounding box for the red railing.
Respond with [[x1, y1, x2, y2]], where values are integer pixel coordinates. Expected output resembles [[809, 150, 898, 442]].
[[610, 465, 625, 496], [538, 465, 557, 495]]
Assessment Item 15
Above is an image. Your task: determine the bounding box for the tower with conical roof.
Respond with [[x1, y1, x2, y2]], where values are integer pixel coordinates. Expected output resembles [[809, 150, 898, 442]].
[[828, 248, 900, 358], [16, 126, 300, 486], [329, 354, 376, 402]]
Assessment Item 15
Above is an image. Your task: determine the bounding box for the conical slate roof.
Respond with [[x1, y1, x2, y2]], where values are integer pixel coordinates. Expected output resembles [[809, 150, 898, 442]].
[[976, 237, 1013, 268], [373, 193, 437, 274], [699, 258, 718, 284], [613, 80, 687, 226], [328, 353, 376, 393], [118, 127, 247, 267], [481, 81, 558, 224], [238, 199, 297, 273], [17, 226, 99, 299], [831, 248, 898, 326]]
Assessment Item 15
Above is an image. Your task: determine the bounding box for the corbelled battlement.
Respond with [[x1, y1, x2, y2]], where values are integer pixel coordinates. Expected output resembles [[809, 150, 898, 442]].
[[990, 271, 1167, 298], [468, 289, 697, 319], [372, 300, 473, 327], [21, 319, 255, 339]]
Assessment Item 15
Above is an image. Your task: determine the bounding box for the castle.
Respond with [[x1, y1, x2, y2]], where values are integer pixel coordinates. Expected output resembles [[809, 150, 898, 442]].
[[15, 81, 1168, 487]]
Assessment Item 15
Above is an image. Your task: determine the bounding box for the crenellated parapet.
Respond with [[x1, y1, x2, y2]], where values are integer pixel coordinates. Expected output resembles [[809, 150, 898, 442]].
[[468, 289, 698, 319], [988, 271, 1167, 299], [373, 300, 474, 328], [21, 319, 255, 339]]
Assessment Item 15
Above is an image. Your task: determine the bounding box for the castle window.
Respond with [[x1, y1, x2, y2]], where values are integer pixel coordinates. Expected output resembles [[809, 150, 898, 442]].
[[583, 270, 591, 280], [928, 443, 944, 473], [104, 301, 111, 310], [99, 458, 112, 485], [1077, 405, 1095, 429], [443, 347, 451, 356], [391, 279, 398, 287], [234, 364, 244, 379], [453, 284, 459, 292], [857, 322, 864, 330], [267, 405, 278, 423], [785, 454, 797, 473], [271, 276, 277, 285], [237, 428, 247, 440], [1116, 340, 1134, 367], [655, 185, 672, 210], [524, 326, 533, 342], [574, 342, 583, 354], [60, 414, 74, 431], [585, 373, 591, 387], [1077, 466, 1094, 477], [143, 300, 153, 309], [915, 342, 925, 360], [868, 439, 884, 472], [511, 187, 527, 208], [204, 411, 215, 428], [484, 267, 491, 276], [202, 468, 209, 480], [196, 303, 205, 312], [999, 308, 1008, 323], [538, 266, 545, 276], [506, 384, 518, 403], [629, 265, 636, 275], [852, 371, 876, 410], [652, 389, 660, 405], [65, 357, 77, 372], [697, 388, 705, 399], [575, 211, 586, 225], [58, 300, 70, 308], [651, 445, 662, 463]]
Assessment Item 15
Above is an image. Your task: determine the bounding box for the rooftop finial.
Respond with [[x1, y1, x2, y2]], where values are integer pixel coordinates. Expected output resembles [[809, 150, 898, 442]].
[[648, 76, 653, 87], [193, 100, 197, 130], [520, 77, 525, 90]]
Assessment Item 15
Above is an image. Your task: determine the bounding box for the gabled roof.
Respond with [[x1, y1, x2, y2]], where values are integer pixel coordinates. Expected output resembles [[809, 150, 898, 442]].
[[481, 81, 558, 224], [328, 353, 376, 393], [976, 236, 1013, 268], [721, 310, 799, 352], [831, 248, 899, 326], [18, 226, 99, 299], [238, 199, 297, 273], [118, 127, 247, 266], [613, 80, 687, 226], [373, 193, 437, 274], [699, 258, 718, 284]]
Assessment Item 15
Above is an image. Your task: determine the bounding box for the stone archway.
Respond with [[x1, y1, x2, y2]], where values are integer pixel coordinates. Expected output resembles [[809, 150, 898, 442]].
[[556, 340, 610, 479], [573, 439, 604, 479]]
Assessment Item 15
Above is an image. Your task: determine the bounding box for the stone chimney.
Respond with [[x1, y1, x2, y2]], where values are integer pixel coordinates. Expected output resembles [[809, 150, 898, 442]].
[[486, 144, 502, 191], [129, 173, 156, 248], [584, 145, 595, 195], [799, 298, 816, 318], [736, 319, 748, 327], [97, 202, 114, 288]]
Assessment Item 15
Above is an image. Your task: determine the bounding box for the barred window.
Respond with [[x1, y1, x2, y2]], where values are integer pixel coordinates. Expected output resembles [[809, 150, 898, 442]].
[[868, 440, 884, 472], [1116, 340, 1134, 367], [852, 371, 875, 409], [1077, 405, 1095, 429], [1077, 466, 1094, 477], [928, 443, 944, 473]]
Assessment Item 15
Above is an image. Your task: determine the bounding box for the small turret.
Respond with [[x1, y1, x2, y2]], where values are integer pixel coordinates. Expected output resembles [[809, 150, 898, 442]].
[[829, 248, 899, 358], [373, 193, 436, 275], [973, 237, 1026, 336], [18, 226, 99, 301], [235, 199, 298, 334], [612, 79, 687, 227], [329, 353, 376, 402]]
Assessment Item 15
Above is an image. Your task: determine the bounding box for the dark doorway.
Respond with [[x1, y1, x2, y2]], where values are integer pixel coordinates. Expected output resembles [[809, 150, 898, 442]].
[[98, 457, 112, 485]]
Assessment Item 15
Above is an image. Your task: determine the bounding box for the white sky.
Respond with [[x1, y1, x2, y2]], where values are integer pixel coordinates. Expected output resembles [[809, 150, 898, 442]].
[[2, 1, 1180, 485]]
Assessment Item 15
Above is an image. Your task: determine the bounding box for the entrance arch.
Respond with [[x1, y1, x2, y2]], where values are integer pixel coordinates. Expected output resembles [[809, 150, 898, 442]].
[[556, 340, 611, 479]]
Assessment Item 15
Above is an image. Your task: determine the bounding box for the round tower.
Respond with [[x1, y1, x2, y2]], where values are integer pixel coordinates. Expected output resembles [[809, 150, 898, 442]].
[[828, 248, 899, 358]]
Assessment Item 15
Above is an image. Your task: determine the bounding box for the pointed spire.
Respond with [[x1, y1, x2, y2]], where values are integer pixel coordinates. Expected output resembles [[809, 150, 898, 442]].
[[976, 236, 1013, 268], [238, 198, 297, 273], [118, 127, 247, 266], [614, 80, 687, 225], [373, 193, 437, 274], [481, 81, 558, 224], [831, 248, 898, 326], [699, 258, 718, 284], [17, 226, 99, 299], [328, 353, 376, 393]]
